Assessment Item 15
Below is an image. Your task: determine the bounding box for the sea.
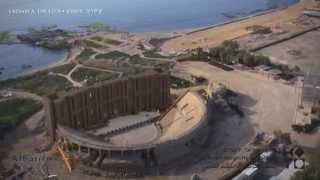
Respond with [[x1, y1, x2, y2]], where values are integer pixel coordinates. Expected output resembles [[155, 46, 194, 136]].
[[0, 0, 298, 80]]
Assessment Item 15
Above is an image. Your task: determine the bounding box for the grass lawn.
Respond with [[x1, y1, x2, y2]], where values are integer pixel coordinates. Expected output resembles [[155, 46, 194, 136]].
[[79, 23, 112, 32], [76, 48, 97, 62], [103, 38, 122, 46], [130, 55, 165, 66], [50, 63, 76, 75], [95, 51, 130, 60], [170, 76, 194, 89], [82, 39, 106, 49], [90, 36, 122, 46], [71, 68, 118, 85], [91, 36, 103, 42], [0, 71, 73, 96], [0, 98, 42, 126]]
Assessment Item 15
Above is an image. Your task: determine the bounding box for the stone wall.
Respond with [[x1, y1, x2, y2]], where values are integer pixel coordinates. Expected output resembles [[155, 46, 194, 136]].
[[45, 72, 170, 141]]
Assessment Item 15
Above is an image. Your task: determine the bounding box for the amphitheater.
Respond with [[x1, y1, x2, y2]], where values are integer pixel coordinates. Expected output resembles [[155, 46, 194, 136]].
[[44, 72, 209, 176]]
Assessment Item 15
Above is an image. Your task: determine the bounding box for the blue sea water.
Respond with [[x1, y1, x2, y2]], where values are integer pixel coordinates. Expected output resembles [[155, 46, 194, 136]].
[[0, 0, 298, 80], [0, 45, 67, 80], [0, 0, 297, 32]]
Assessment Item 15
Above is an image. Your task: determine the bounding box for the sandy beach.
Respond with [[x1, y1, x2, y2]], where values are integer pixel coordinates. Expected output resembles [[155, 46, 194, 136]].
[[160, 1, 308, 53]]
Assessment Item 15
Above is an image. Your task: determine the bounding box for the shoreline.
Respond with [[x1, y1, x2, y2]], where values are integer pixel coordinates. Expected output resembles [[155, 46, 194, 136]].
[[133, 3, 298, 37], [26, 48, 71, 74], [161, 1, 306, 53], [0, 47, 70, 82], [0, 1, 302, 82], [185, 6, 288, 35]]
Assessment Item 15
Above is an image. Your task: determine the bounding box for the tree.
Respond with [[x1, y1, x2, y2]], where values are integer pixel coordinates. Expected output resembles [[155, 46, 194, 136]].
[[242, 53, 255, 67], [254, 55, 271, 66]]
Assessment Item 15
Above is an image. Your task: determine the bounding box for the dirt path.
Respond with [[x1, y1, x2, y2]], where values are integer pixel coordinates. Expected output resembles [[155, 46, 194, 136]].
[[161, 2, 306, 53], [78, 64, 123, 77], [51, 65, 83, 88]]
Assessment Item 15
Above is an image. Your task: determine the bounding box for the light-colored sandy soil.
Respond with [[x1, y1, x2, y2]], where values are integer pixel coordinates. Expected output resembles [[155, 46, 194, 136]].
[[160, 61, 300, 179], [161, 2, 307, 54], [258, 29, 320, 74], [174, 61, 299, 133]]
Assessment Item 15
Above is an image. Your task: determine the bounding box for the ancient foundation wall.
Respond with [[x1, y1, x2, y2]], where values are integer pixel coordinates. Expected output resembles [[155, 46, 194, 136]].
[[54, 91, 209, 171], [45, 72, 170, 141], [154, 92, 209, 165], [154, 124, 208, 165]]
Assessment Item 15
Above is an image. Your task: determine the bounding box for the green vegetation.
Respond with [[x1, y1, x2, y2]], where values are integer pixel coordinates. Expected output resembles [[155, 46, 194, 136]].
[[246, 25, 272, 34], [90, 36, 122, 46], [103, 38, 122, 46], [91, 36, 103, 42], [209, 61, 234, 71], [291, 152, 320, 180], [82, 39, 106, 49], [27, 25, 58, 33], [22, 25, 72, 50], [95, 51, 130, 60], [176, 48, 210, 62], [292, 119, 320, 134], [79, 23, 112, 32], [0, 98, 42, 126], [0, 31, 10, 42], [0, 71, 72, 96], [209, 41, 271, 67], [71, 68, 118, 85], [175, 54, 198, 62], [170, 76, 194, 89], [94, 52, 169, 68], [39, 40, 71, 50], [130, 55, 165, 66], [76, 48, 97, 62], [143, 50, 168, 58], [50, 63, 76, 75]]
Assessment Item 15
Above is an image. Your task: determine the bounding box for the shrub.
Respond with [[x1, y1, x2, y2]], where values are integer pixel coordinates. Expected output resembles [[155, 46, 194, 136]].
[[170, 76, 194, 89], [209, 41, 271, 68], [247, 25, 272, 34], [209, 61, 234, 71], [254, 55, 271, 66], [292, 124, 303, 133], [292, 119, 320, 134], [143, 50, 167, 58], [0, 98, 42, 138]]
